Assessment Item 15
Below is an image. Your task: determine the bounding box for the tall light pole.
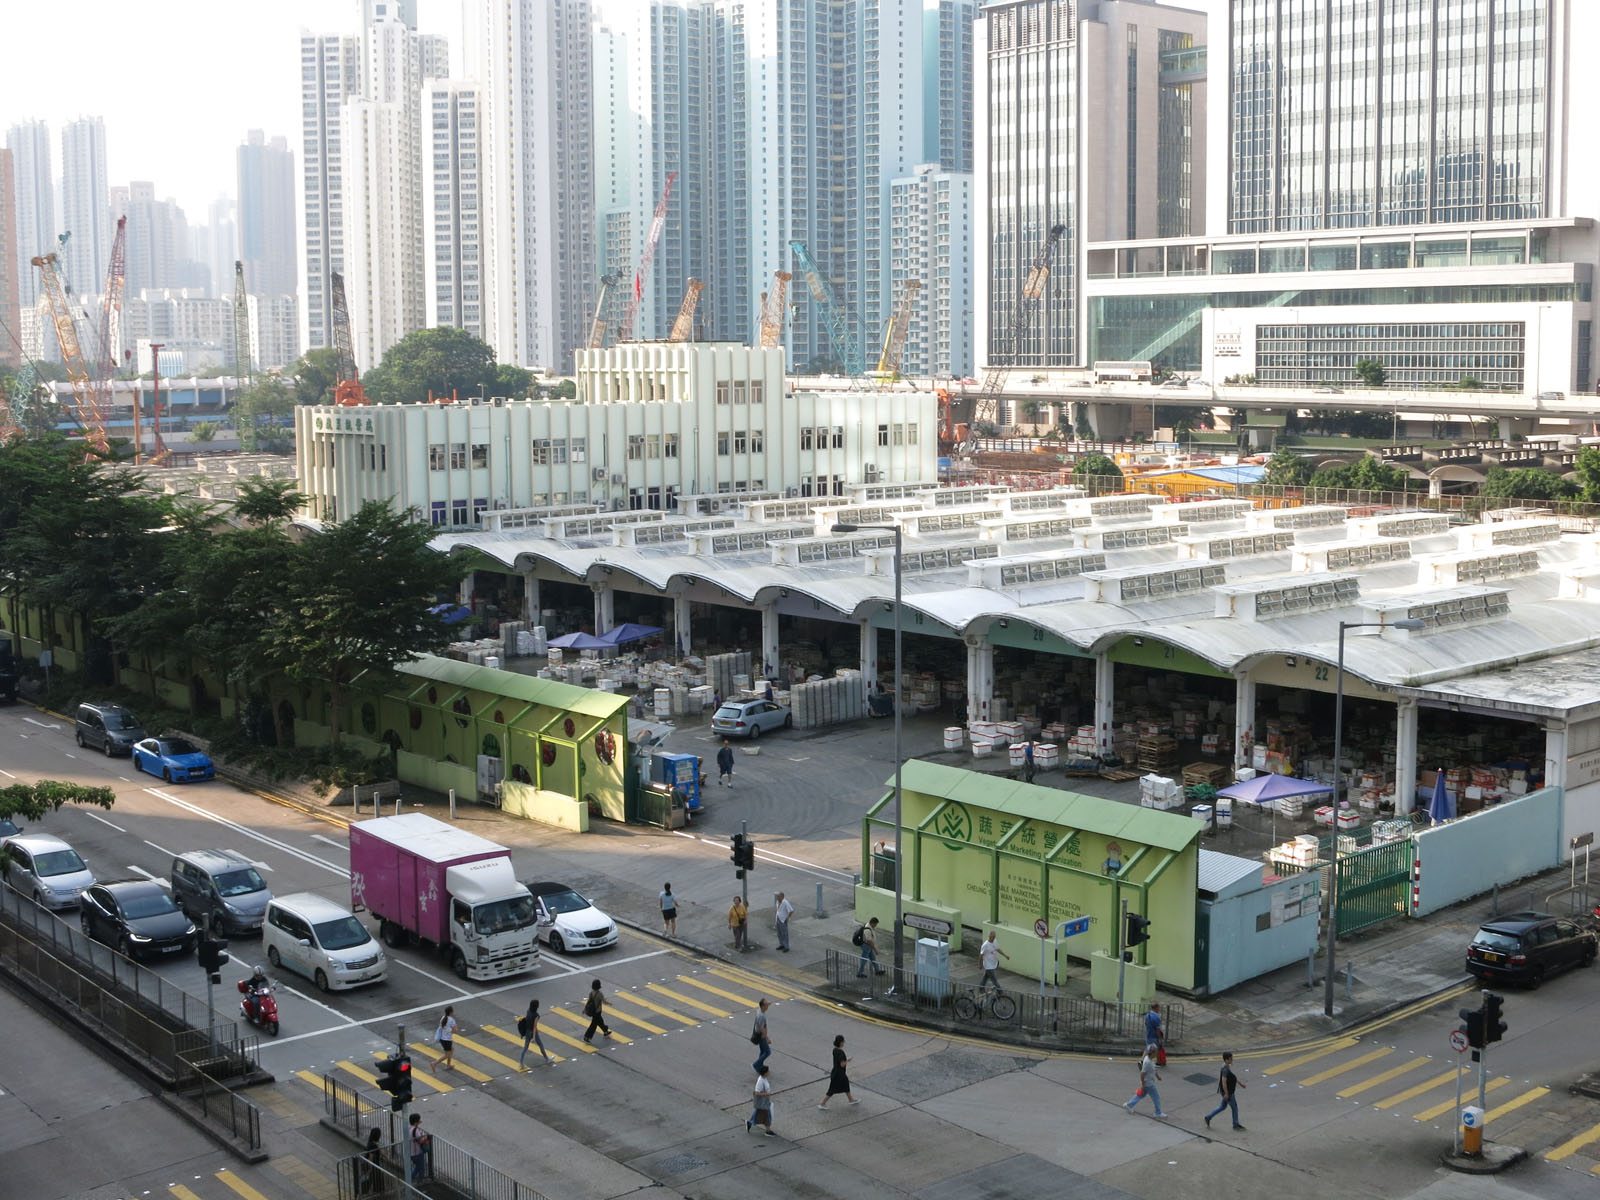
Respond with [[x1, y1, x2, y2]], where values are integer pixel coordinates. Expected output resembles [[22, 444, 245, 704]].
[[833, 520, 905, 991], [1325, 617, 1426, 1017]]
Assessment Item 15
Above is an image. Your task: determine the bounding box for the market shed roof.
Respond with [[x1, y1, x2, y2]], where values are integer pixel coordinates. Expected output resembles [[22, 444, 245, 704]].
[[397, 654, 629, 720]]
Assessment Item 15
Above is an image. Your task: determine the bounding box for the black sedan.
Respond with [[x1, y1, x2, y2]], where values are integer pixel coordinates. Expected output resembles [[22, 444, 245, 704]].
[[80, 879, 198, 960]]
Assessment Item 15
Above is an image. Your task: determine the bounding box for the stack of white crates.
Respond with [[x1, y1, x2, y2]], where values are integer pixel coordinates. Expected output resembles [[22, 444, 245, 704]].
[[1067, 725, 1097, 759], [968, 721, 1001, 756], [1269, 834, 1321, 871], [790, 672, 866, 729], [1140, 775, 1181, 809]]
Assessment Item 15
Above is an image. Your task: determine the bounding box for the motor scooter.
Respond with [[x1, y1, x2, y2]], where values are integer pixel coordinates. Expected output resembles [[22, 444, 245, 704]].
[[238, 977, 280, 1036]]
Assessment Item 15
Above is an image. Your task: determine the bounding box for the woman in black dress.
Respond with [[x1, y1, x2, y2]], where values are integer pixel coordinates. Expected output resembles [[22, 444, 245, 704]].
[[817, 1034, 857, 1108]]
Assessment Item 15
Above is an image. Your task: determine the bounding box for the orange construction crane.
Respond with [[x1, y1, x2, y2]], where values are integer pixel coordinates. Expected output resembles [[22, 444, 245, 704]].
[[330, 271, 368, 406], [617, 171, 678, 342], [32, 251, 108, 453], [758, 270, 792, 350], [667, 278, 703, 342]]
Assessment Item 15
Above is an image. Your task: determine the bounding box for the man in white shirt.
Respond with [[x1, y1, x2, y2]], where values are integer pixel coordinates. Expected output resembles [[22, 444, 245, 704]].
[[979, 930, 1010, 994], [774, 891, 795, 952]]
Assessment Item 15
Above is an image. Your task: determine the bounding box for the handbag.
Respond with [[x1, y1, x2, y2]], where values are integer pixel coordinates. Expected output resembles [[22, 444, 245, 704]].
[[1156, 1046, 1167, 1067], [750, 1030, 764, 1045]]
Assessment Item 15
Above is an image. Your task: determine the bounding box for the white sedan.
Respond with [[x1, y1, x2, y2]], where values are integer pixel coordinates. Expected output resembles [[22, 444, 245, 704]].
[[523, 881, 619, 953]]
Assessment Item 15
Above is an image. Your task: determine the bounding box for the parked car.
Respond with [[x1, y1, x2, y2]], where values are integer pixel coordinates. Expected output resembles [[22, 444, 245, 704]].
[[264, 893, 387, 991], [1159, 377, 1189, 388], [711, 698, 792, 740], [0, 817, 21, 845], [1313, 386, 1344, 394], [170, 848, 273, 936], [75, 702, 148, 756], [1465, 911, 1596, 987], [2, 833, 95, 909], [131, 736, 215, 783], [523, 881, 619, 953], [79, 879, 197, 960], [1537, 390, 1565, 402]]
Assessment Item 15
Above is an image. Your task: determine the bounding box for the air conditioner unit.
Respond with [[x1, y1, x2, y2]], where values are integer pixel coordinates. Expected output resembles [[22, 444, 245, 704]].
[[491, 499, 509, 510], [592, 467, 606, 481], [611, 473, 625, 484], [787, 487, 800, 497]]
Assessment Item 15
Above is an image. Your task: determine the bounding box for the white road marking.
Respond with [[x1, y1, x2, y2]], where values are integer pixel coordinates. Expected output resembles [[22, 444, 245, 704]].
[[143, 788, 346, 877], [84, 811, 127, 833], [0, 768, 14, 779], [274, 981, 348, 1018], [311, 834, 347, 851], [64, 752, 78, 760], [125, 865, 166, 885], [144, 839, 177, 861], [223, 849, 273, 872], [23, 717, 58, 731], [391, 955, 471, 991], [261, 948, 673, 1047], [670, 830, 853, 882]]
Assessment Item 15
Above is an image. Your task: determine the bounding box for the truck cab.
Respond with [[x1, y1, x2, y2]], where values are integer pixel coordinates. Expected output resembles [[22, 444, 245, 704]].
[[444, 858, 540, 980]]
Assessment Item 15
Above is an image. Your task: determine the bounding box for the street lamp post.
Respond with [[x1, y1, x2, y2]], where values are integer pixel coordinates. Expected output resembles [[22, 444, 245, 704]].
[[833, 521, 905, 991], [1325, 617, 1425, 1017]]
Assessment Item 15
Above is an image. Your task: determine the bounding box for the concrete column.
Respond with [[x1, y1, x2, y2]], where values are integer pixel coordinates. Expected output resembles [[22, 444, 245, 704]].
[[1393, 697, 1419, 815], [673, 594, 693, 656], [459, 571, 476, 610], [1234, 671, 1257, 773], [522, 571, 540, 624], [1087, 403, 1133, 441], [1428, 476, 1443, 499], [1093, 652, 1115, 757], [1544, 721, 1568, 798], [760, 604, 780, 679], [965, 638, 995, 722], [1498, 415, 1535, 440], [859, 619, 879, 690], [593, 584, 614, 633]]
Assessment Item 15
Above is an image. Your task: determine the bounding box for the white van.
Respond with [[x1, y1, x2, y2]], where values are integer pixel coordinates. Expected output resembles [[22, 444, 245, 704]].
[[263, 892, 388, 991]]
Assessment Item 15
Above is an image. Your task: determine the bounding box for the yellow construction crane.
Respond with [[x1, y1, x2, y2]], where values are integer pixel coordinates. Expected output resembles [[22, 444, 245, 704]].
[[758, 270, 792, 350], [875, 277, 920, 386], [31, 251, 108, 453], [667, 278, 703, 342]]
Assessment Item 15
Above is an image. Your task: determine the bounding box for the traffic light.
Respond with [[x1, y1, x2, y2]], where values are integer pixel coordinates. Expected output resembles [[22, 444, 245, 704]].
[[730, 833, 746, 878], [377, 1053, 413, 1112], [737, 837, 756, 871], [197, 936, 229, 984], [1459, 1004, 1485, 1049], [1125, 913, 1151, 949], [1483, 991, 1507, 1044]]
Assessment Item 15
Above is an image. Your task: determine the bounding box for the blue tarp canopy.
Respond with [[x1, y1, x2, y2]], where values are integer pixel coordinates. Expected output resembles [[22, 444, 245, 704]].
[[1218, 774, 1333, 805], [599, 622, 665, 645], [547, 631, 612, 650], [429, 604, 474, 625]]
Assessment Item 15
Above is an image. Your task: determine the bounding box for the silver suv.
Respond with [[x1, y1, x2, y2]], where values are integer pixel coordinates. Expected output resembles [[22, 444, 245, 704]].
[[170, 849, 273, 936], [3, 833, 95, 909], [75, 702, 148, 756]]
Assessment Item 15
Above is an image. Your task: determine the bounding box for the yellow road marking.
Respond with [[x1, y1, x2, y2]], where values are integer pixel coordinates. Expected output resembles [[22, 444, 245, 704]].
[[1264, 1036, 1359, 1075], [295, 1068, 328, 1089], [169, 1188, 204, 1200], [1299, 1047, 1392, 1087], [646, 982, 732, 1018], [708, 966, 795, 999], [407, 1042, 495, 1082], [368, 1049, 450, 1093], [1413, 1076, 1509, 1122], [1546, 1119, 1600, 1162], [1374, 1069, 1460, 1109], [612, 989, 699, 1025], [1483, 1086, 1549, 1124], [550, 1007, 635, 1042], [534, 1020, 599, 1054], [1337, 1056, 1431, 1098], [675, 973, 759, 1007], [457, 1029, 558, 1069], [216, 1169, 273, 1200], [337, 1059, 382, 1087], [594, 1004, 668, 1035]]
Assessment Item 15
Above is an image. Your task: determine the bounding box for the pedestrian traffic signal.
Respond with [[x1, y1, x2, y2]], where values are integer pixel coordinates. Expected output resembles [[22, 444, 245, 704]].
[[377, 1052, 412, 1111], [1125, 913, 1151, 948], [1483, 991, 1506, 1044], [1459, 1004, 1485, 1049], [197, 936, 229, 984], [730, 833, 746, 878], [737, 837, 756, 871]]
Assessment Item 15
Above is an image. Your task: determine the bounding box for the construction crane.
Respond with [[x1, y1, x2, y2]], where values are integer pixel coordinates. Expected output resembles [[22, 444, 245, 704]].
[[758, 270, 792, 350], [231, 261, 253, 382], [617, 171, 678, 343], [667, 278, 703, 343], [789, 240, 865, 380], [956, 222, 1067, 458], [875, 278, 921, 386], [587, 271, 624, 350], [329, 271, 368, 406], [31, 251, 108, 453]]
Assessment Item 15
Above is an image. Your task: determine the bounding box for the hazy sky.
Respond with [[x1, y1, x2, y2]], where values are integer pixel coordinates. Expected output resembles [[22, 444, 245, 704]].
[[0, 0, 461, 222]]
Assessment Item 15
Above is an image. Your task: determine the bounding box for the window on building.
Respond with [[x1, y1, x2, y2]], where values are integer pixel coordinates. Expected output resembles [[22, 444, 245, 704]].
[[893, 424, 905, 445], [751, 430, 764, 453], [379, 444, 387, 471], [451, 499, 469, 526], [907, 425, 918, 445], [750, 381, 764, 404], [551, 440, 568, 464], [801, 427, 814, 451], [833, 426, 845, 448], [471, 442, 488, 468], [473, 498, 488, 523], [450, 443, 467, 469], [646, 434, 660, 458], [647, 486, 662, 509], [716, 381, 730, 405], [877, 424, 890, 446], [734, 382, 747, 404], [429, 443, 447, 470], [531, 439, 550, 465], [570, 438, 586, 464], [717, 432, 730, 455], [628, 434, 644, 460], [430, 501, 447, 526], [749, 479, 764, 490], [730, 431, 745, 454], [832, 474, 845, 495], [801, 476, 814, 497], [629, 488, 644, 510], [664, 433, 679, 458]]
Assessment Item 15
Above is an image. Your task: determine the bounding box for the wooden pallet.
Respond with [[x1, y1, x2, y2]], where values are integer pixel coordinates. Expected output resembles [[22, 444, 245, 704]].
[[1182, 761, 1230, 787], [1098, 768, 1141, 782]]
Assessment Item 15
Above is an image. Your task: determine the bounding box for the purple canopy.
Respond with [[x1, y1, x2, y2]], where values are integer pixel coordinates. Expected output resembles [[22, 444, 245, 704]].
[[547, 631, 612, 650], [598, 622, 665, 645], [1218, 773, 1334, 805]]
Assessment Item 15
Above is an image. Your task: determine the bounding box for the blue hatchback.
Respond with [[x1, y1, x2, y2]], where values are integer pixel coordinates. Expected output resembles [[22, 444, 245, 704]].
[[131, 737, 216, 783]]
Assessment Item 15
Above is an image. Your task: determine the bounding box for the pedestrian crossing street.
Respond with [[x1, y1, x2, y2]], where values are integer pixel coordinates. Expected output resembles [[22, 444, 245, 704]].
[[1256, 1033, 1600, 1174]]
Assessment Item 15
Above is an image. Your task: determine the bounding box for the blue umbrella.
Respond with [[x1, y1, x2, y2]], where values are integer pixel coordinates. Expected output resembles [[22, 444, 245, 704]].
[[1428, 768, 1455, 825], [429, 603, 474, 625], [598, 622, 665, 645], [547, 631, 612, 650]]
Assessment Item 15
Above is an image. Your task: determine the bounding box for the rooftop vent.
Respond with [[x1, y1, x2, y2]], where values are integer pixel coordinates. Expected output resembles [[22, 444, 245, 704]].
[[1066, 493, 1163, 520], [1455, 518, 1562, 551], [866, 542, 1000, 576], [1245, 505, 1348, 532], [970, 550, 1108, 589], [1213, 572, 1360, 621], [1415, 548, 1540, 588], [979, 514, 1092, 543], [1148, 499, 1253, 525], [1347, 512, 1451, 539], [1083, 563, 1227, 604], [1361, 586, 1511, 632], [1292, 538, 1412, 573], [1079, 523, 1189, 552], [1176, 530, 1296, 561]]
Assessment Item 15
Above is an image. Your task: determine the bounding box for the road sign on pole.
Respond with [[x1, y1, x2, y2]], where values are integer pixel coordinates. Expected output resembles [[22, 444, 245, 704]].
[[1449, 1029, 1468, 1053], [1034, 918, 1050, 938]]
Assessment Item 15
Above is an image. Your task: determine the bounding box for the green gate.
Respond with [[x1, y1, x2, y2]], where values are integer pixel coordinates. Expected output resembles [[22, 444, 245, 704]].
[[1335, 838, 1412, 936]]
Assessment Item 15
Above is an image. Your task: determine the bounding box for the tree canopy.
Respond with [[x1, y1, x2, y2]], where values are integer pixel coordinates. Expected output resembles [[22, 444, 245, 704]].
[[362, 327, 500, 406], [231, 377, 297, 453], [1308, 455, 1412, 492], [0, 780, 115, 823], [1073, 452, 1122, 481], [494, 363, 536, 399], [1479, 466, 1577, 501], [1353, 358, 1388, 387], [1264, 449, 1313, 487], [1573, 446, 1600, 504], [290, 347, 343, 407]]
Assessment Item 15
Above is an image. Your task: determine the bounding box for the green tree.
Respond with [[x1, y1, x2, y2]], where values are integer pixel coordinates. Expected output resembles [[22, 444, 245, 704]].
[[1073, 452, 1122, 482], [1354, 358, 1388, 388], [362, 327, 499, 406], [190, 421, 219, 442], [231, 377, 296, 453], [553, 378, 578, 399], [0, 780, 115, 824], [1264, 449, 1313, 487], [261, 502, 462, 745], [1573, 445, 1600, 503], [1308, 456, 1412, 492], [1479, 466, 1577, 502], [290, 347, 344, 407], [494, 363, 536, 398], [1455, 376, 1484, 391]]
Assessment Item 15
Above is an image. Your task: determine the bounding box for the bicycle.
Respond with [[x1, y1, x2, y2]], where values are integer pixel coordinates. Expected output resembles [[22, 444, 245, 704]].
[[954, 987, 1017, 1022]]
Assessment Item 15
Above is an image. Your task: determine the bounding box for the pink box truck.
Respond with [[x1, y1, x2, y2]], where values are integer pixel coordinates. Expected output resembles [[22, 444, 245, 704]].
[[349, 813, 540, 982]]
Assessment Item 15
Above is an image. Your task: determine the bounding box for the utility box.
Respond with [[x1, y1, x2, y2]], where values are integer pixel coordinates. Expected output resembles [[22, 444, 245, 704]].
[[1461, 1106, 1484, 1155], [915, 937, 950, 1001], [1089, 949, 1156, 1004]]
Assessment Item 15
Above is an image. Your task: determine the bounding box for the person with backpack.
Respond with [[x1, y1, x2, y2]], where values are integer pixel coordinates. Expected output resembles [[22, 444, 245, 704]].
[[1204, 1051, 1246, 1130], [750, 997, 772, 1073], [582, 979, 613, 1042], [518, 997, 551, 1066], [854, 916, 884, 977]]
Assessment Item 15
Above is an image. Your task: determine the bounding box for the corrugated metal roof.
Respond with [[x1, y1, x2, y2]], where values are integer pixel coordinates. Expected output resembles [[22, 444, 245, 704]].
[[898, 760, 1203, 853], [1140, 465, 1267, 485], [398, 654, 629, 720], [1197, 848, 1267, 895]]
